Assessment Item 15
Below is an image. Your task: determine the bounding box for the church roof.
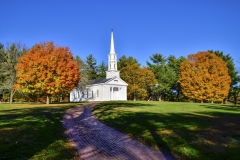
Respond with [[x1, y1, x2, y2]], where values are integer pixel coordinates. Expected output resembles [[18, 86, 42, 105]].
[[90, 78, 111, 84], [88, 76, 128, 86]]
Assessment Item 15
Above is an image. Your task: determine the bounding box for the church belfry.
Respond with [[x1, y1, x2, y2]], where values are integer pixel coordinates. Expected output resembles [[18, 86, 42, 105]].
[[106, 30, 120, 79]]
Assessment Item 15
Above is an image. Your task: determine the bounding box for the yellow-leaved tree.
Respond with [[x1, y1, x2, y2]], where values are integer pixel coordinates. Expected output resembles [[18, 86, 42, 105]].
[[178, 51, 231, 103], [120, 64, 157, 100], [15, 42, 80, 104]]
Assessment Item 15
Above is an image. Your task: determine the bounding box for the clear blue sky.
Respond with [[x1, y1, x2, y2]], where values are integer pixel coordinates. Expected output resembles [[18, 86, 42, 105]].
[[1, 0, 240, 67]]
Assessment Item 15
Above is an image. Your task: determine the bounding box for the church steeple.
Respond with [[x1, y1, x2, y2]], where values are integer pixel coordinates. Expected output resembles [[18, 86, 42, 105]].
[[110, 30, 115, 54], [106, 29, 120, 79]]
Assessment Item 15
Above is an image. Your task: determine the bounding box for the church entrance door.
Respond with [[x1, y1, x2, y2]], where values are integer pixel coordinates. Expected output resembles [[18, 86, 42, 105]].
[[112, 87, 119, 100]]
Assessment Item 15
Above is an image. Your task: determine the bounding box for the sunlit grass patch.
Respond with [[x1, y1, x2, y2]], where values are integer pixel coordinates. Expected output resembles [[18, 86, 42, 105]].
[[93, 101, 240, 160]]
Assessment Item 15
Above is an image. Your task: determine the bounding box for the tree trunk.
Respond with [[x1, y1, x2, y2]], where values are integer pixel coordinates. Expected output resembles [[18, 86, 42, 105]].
[[46, 95, 50, 104], [234, 96, 237, 105], [59, 95, 62, 103], [67, 93, 70, 102], [159, 95, 162, 102], [133, 92, 136, 101], [9, 94, 13, 104], [9, 89, 16, 104]]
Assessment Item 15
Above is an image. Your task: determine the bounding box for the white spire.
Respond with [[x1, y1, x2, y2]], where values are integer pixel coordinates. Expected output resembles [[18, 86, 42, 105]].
[[110, 29, 115, 54], [106, 29, 120, 79]]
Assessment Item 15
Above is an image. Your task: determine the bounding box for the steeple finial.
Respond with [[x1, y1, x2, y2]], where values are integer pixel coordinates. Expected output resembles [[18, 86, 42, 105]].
[[110, 29, 115, 54]]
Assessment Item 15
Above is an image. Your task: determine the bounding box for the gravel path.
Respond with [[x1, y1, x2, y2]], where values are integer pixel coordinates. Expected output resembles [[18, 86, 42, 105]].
[[63, 102, 173, 160]]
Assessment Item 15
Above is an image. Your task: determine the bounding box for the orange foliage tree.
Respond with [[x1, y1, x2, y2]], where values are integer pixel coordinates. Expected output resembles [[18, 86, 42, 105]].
[[120, 64, 157, 100], [179, 52, 231, 103], [15, 42, 80, 104]]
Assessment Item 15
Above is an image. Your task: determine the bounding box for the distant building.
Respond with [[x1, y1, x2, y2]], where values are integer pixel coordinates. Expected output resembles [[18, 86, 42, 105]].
[[70, 31, 128, 101]]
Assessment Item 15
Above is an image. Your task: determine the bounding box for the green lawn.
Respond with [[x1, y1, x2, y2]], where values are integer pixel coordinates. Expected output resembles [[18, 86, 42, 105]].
[[93, 101, 240, 160], [0, 102, 86, 160]]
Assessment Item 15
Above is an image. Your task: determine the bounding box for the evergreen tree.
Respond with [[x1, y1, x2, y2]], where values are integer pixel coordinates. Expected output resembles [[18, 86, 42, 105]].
[[167, 55, 186, 101], [118, 55, 140, 70], [147, 53, 176, 101], [97, 61, 107, 79], [0, 42, 28, 103], [75, 55, 90, 90], [86, 54, 98, 80]]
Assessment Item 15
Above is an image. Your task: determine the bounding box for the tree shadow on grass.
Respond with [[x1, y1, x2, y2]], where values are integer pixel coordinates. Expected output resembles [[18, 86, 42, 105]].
[[201, 104, 240, 112], [93, 102, 240, 160], [92, 101, 155, 114], [0, 106, 78, 159]]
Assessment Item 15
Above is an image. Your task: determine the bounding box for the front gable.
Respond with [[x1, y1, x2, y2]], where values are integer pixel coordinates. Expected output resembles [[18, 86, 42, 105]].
[[106, 77, 128, 86]]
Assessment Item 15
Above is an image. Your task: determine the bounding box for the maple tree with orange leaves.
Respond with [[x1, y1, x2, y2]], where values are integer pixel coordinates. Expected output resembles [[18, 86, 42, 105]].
[[15, 42, 80, 104], [179, 51, 231, 103]]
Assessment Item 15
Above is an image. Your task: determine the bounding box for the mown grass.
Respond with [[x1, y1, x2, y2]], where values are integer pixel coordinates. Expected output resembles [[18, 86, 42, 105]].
[[0, 102, 86, 159], [93, 101, 240, 160]]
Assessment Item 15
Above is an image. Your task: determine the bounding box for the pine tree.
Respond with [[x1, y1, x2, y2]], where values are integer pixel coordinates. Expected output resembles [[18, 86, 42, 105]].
[[147, 53, 177, 101], [86, 54, 98, 80], [118, 55, 140, 70], [0, 43, 28, 103], [97, 61, 107, 79], [75, 55, 89, 90]]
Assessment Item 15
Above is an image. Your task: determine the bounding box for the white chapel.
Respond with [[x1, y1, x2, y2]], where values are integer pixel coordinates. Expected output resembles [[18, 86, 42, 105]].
[[70, 31, 128, 101]]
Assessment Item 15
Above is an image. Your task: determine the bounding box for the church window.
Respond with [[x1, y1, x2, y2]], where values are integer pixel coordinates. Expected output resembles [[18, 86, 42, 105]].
[[97, 90, 99, 97]]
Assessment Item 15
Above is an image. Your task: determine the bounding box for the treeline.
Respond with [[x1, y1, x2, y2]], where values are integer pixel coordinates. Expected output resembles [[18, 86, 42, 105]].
[[74, 49, 240, 104], [0, 41, 240, 104]]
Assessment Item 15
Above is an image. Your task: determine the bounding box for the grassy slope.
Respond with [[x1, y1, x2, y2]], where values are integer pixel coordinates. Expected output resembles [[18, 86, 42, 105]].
[[93, 101, 240, 160], [0, 103, 85, 160]]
